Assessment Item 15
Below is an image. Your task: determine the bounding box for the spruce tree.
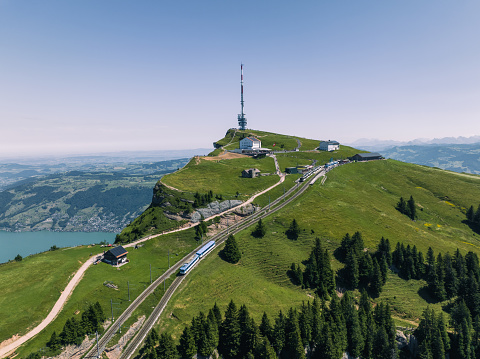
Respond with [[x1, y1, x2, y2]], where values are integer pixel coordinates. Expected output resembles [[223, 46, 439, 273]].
[[256, 337, 278, 359], [286, 218, 301, 240], [178, 325, 196, 359], [272, 310, 286, 354], [467, 205, 475, 222], [345, 249, 359, 288], [259, 312, 274, 344], [156, 333, 177, 359], [370, 258, 383, 297], [219, 300, 241, 359], [284, 308, 305, 359], [396, 196, 407, 215], [252, 218, 267, 238], [342, 292, 364, 358], [407, 195, 417, 220], [222, 234, 241, 264]]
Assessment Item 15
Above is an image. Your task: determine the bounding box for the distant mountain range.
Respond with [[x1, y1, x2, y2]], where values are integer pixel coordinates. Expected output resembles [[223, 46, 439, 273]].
[[380, 143, 480, 175], [347, 135, 480, 152]]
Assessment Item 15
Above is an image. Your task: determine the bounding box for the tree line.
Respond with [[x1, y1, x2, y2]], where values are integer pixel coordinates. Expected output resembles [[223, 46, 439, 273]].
[[141, 293, 397, 359], [23, 302, 106, 359]]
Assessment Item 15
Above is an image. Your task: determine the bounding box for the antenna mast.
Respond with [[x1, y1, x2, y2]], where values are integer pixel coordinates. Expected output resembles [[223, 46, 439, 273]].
[[237, 63, 247, 130]]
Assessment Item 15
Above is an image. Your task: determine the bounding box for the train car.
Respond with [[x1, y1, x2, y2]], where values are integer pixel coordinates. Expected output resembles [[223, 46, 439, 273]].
[[179, 254, 199, 275], [196, 240, 216, 258]]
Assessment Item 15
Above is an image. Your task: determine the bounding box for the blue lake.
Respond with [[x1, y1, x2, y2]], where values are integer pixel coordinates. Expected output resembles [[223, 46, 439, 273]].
[[0, 231, 116, 263]]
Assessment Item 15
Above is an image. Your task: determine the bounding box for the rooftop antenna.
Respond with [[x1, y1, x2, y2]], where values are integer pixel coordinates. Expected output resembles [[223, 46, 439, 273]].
[[237, 63, 247, 130]]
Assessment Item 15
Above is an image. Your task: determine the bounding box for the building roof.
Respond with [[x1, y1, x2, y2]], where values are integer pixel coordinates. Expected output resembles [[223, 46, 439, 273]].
[[355, 152, 382, 159], [106, 246, 128, 258], [242, 136, 261, 143], [320, 140, 340, 145]]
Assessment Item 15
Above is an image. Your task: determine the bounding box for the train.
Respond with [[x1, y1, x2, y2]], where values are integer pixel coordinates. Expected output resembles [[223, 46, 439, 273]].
[[179, 240, 216, 275]]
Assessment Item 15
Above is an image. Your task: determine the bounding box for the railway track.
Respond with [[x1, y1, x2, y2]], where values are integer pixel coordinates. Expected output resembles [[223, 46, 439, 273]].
[[86, 166, 326, 358]]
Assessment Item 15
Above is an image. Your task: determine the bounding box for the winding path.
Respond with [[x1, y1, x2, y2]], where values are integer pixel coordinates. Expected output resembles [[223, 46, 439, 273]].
[[0, 157, 285, 359]]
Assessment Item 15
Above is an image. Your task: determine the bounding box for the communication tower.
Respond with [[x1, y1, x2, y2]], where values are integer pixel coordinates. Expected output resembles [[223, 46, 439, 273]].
[[237, 64, 247, 130]]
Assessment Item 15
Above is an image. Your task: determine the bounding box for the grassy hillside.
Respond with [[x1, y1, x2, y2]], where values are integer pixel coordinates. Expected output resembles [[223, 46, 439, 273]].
[[156, 159, 480, 339], [213, 128, 324, 152], [161, 155, 278, 196], [9, 229, 198, 357]]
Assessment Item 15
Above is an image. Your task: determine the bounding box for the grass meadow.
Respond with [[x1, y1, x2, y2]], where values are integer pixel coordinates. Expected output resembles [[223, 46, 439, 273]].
[[6, 229, 199, 357], [161, 156, 279, 197]]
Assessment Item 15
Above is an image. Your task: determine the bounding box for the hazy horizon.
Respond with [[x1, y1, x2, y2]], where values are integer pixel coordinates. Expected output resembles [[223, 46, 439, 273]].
[[1, 1, 479, 157]]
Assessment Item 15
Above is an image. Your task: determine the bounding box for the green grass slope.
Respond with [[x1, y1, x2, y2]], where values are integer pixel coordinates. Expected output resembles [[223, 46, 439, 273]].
[[213, 128, 324, 152], [161, 155, 278, 196], [157, 159, 480, 339]]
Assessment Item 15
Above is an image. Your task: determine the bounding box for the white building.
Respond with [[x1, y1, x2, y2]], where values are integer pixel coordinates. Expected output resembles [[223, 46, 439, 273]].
[[240, 136, 261, 150], [319, 140, 340, 151]]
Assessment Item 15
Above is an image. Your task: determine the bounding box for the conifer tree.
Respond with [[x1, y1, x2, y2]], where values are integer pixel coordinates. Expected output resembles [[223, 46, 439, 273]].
[[342, 292, 364, 358], [339, 233, 351, 261], [238, 305, 257, 358], [407, 195, 417, 220], [156, 333, 177, 359], [284, 308, 305, 359], [257, 337, 278, 359], [370, 258, 383, 297], [219, 300, 241, 359], [46, 331, 61, 352], [344, 249, 359, 288], [474, 204, 480, 224], [252, 218, 267, 238], [467, 205, 475, 222], [178, 325, 196, 359], [396, 196, 407, 215], [259, 312, 274, 344], [298, 302, 312, 348], [272, 310, 286, 354], [222, 234, 241, 264], [286, 218, 301, 240]]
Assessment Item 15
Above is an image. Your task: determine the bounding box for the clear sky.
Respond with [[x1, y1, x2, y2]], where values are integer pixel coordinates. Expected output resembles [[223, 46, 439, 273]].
[[1, 0, 479, 156]]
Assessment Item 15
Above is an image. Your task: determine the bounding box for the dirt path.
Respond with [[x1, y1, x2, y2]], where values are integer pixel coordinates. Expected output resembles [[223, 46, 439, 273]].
[[0, 165, 286, 358], [0, 255, 97, 358]]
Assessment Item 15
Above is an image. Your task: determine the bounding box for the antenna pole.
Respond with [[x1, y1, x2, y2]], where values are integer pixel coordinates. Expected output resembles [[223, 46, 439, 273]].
[[238, 64, 247, 130]]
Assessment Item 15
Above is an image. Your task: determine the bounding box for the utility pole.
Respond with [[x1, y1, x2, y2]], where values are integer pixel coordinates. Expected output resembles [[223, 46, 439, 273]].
[[96, 331, 99, 358], [164, 279, 166, 292], [269, 195, 271, 211], [168, 250, 170, 268], [128, 281, 130, 301], [110, 299, 113, 322], [150, 264, 152, 284]]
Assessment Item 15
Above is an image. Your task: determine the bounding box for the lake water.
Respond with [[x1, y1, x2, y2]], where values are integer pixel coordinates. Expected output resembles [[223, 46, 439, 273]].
[[0, 231, 116, 264]]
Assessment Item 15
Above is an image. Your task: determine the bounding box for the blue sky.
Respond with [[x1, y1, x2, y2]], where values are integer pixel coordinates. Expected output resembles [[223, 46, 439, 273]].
[[1, 1, 479, 156]]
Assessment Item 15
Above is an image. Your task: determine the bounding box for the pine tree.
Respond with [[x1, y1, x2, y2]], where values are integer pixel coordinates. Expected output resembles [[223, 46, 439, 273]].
[[407, 195, 417, 220], [339, 233, 351, 261], [396, 197, 407, 215], [260, 312, 274, 344], [272, 310, 286, 354], [284, 308, 305, 359], [256, 337, 278, 359], [370, 258, 383, 297], [252, 218, 267, 238], [298, 302, 312, 348], [156, 333, 177, 359], [178, 325, 196, 359], [219, 300, 241, 359], [222, 234, 241, 263], [286, 218, 301, 240], [467, 205, 475, 222], [474, 204, 480, 224], [344, 249, 359, 289], [46, 331, 61, 351], [372, 326, 392, 359], [238, 305, 257, 358], [342, 292, 364, 358]]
